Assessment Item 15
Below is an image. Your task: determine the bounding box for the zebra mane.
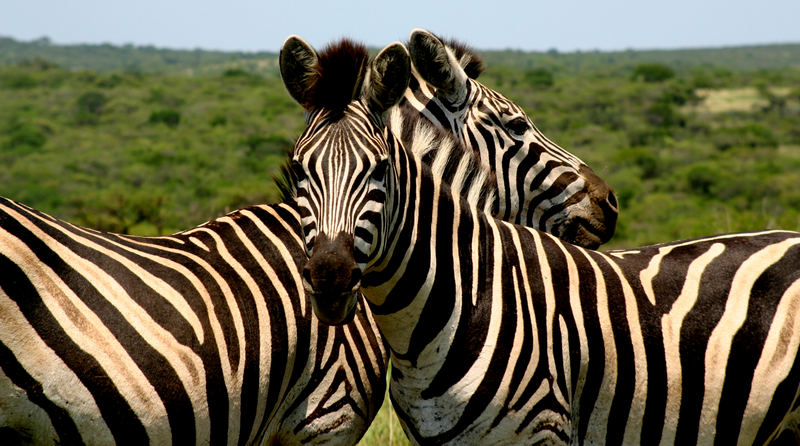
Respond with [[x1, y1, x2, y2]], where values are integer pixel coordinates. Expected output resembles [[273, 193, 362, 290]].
[[389, 105, 497, 213], [440, 37, 486, 80], [275, 154, 297, 203], [304, 39, 369, 113]]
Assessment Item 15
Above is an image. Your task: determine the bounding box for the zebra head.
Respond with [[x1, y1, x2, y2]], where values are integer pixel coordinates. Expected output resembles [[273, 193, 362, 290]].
[[280, 37, 409, 325], [406, 29, 618, 249]]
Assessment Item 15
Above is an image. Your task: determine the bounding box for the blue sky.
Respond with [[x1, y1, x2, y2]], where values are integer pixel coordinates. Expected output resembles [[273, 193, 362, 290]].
[[2, 0, 799, 52]]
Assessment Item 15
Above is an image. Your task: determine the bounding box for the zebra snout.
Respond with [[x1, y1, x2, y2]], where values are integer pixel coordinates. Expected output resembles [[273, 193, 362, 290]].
[[573, 165, 618, 248], [302, 232, 361, 325]]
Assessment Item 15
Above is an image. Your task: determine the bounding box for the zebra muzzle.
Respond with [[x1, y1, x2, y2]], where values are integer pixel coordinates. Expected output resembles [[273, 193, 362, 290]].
[[302, 232, 361, 325]]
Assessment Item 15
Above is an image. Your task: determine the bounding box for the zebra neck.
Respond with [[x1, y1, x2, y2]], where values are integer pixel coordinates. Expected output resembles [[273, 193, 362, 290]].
[[388, 101, 496, 216], [360, 136, 541, 364], [402, 72, 469, 143]]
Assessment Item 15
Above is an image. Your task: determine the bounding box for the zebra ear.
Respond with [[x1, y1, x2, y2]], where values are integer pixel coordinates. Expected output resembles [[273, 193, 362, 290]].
[[408, 28, 468, 104], [364, 42, 411, 115], [280, 35, 319, 110]]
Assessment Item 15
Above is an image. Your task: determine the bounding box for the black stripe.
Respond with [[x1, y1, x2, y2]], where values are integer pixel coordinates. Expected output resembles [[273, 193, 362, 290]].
[[596, 255, 636, 445], [420, 203, 490, 397], [32, 214, 200, 444], [573, 249, 604, 443], [717, 242, 800, 443], [675, 239, 750, 443], [0, 227, 149, 444], [425, 223, 521, 444], [406, 183, 457, 363], [0, 279, 84, 445]]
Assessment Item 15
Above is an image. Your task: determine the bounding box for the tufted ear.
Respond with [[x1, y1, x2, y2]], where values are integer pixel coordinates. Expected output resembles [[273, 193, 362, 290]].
[[364, 42, 411, 115], [279, 35, 319, 110], [408, 28, 468, 104]]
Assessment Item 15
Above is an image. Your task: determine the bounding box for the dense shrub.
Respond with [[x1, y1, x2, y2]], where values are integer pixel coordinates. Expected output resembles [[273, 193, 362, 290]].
[[632, 63, 675, 82], [4, 122, 47, 151], [75, 91, 108, 124], [687, 164, 725, 197], [148, 109, 181, 128], [711, 123, 778, 151], [1, 72, 37, 89], [523, 68, 554, 88]]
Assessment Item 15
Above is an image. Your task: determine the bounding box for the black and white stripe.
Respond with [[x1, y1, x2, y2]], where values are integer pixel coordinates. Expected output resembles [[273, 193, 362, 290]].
[[390, 29, 618, 249], [0, 197, 388, 445], [286, 42, 800, 445], [1, 34, 628, 445]]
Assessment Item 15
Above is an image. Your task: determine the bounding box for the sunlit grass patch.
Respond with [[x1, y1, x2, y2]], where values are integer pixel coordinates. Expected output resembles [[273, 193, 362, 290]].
[[691, 87, 791, 114]]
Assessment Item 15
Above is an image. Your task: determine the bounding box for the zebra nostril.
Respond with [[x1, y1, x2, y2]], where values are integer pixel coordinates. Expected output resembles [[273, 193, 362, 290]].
[[607, 190, 618, 210]]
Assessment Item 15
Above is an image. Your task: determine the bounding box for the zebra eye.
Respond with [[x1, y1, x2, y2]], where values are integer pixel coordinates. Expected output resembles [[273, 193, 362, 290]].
[[291, 161, 307, 182], [505, 117, 529, 136], [371, 159, 389, 183]]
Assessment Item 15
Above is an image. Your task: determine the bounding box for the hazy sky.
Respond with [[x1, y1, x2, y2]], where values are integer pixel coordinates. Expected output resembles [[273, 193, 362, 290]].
[[2, 0, 799, 53]]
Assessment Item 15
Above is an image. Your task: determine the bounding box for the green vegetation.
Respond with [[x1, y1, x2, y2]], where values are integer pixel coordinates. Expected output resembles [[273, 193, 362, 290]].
[[474, 52, 800, 247], [357, 367, 410, 446], [2, 37, 800, 443], [0, 56, 300, 235], [2, 37, 800, 246]]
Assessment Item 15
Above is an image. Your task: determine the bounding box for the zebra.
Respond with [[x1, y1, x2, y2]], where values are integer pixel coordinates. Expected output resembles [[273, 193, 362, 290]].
[[0, 35, 621, 445], [281, 37, 800, 444], [0, 197, 388, 445], [389, 29, 618, 249]]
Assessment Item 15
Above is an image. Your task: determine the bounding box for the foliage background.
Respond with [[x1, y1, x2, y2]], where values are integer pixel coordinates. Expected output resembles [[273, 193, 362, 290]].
[[2, 37, 800, 444], [3, 37, 799, 248]]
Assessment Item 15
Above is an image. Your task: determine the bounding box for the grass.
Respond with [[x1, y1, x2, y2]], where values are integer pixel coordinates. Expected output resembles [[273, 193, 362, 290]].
[[357, 372, 412, 446], [692, 87, 792, 113]]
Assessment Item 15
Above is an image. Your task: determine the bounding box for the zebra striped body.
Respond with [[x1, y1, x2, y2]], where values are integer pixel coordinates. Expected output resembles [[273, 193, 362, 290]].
[[0, 197, 387, 445], [283, 45, 800, 444], [388, 29, 617, 249], [1, 34, 624, 445]]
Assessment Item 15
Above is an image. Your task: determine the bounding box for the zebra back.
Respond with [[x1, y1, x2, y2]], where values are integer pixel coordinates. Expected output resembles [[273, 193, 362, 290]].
[[282, 40, 800, 444], [0, 196, 387, 445]]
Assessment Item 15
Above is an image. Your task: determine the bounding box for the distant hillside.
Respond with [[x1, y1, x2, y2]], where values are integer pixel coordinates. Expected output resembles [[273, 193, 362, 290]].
[[481, 44, 800, 74], [2, 35, 799, 75], [0, 36, 279, 75]]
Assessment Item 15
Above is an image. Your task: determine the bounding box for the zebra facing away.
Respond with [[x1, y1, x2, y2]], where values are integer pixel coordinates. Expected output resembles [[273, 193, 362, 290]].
[[0, 197, 389, 445], [282, 37, 800, 444], [391, 29, 618, 249]]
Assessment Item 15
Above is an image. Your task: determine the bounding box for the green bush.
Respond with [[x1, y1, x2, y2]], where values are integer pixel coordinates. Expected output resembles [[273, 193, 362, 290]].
[[4, 122, 47, 151], [711, 123, 778, 151], [75, 91, 108, 124], [15, 58, 59, 70], [1, 72, 37, 89], [632, 63, 675, 83], [147, 87, 184, 107], [223, 68, 250, 77], [645, 102, 682, 128], [660, 82, 699, 105], [148, 109, 181, 128], [687, 164, 724, 197], [523, 68, 554, 88]]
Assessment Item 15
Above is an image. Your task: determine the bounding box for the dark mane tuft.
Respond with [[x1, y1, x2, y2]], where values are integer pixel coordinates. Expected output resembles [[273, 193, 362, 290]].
[[274, 157, 297, 203], [306, 39, 369, 112], [441, 37, 485, 79]]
